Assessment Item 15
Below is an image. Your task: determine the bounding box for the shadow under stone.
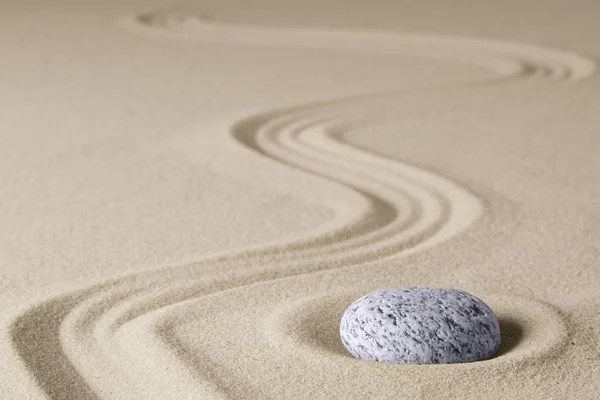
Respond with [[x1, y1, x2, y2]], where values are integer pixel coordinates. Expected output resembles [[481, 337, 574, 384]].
[[494, 317, 525, 358]]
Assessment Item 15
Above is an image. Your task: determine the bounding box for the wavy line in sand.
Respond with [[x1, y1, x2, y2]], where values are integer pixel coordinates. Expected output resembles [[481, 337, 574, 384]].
[[131, 6, 595, 82], [10, 99, 480, 400], [6, 8, 597, 399]]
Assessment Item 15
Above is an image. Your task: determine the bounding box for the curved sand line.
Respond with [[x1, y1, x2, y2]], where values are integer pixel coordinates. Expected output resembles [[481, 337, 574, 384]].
[[156, 285, 572, 399], [129, 6, 595, 82], [11, 102, 480, 399], [265, 292, 571, 363], [7, 8, 597, 400]]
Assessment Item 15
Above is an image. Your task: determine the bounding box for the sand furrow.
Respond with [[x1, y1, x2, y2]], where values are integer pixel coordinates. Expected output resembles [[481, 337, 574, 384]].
[[5, 7, 597, 399]]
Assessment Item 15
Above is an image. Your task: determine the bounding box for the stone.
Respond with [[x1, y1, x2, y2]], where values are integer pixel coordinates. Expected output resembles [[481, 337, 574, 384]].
[[340, 287, 501, 364]]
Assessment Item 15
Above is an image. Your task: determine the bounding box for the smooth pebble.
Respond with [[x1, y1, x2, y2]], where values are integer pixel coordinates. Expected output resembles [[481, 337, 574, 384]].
[[340, 287, 501, 364]]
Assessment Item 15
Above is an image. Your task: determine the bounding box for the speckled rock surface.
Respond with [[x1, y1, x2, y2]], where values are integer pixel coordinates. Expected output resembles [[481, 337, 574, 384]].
[[340, 288, 501, 364]]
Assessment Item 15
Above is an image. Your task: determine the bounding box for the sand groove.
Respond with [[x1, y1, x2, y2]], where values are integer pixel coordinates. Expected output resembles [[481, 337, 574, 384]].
[[131, 6, 595, 83], [5, 7, 597, 399]]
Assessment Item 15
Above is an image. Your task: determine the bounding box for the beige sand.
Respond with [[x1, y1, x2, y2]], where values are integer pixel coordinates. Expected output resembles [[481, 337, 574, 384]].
[[1, 1, 599, 399]]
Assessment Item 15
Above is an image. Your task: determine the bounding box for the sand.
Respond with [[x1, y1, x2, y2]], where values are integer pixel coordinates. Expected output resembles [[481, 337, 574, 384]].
[[1, 1, 599, 399]]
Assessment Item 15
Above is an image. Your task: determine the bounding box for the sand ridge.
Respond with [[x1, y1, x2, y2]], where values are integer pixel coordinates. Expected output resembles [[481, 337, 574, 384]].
[[1, 2, 599, 399]]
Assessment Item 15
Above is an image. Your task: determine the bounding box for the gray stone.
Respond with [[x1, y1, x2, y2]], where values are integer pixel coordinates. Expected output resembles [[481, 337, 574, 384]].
[[340, 288, 501, 364]]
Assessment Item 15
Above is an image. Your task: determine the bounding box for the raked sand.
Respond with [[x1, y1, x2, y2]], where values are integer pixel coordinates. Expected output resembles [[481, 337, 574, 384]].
[[1, 1, 600, 399]]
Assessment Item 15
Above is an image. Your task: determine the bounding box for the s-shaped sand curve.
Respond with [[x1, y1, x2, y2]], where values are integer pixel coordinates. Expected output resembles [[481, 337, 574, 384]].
[[4, 7, 596, 400]]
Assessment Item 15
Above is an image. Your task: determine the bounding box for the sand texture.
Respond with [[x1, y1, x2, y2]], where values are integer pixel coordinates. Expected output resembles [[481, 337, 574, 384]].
[[1, 1, 600, 399]]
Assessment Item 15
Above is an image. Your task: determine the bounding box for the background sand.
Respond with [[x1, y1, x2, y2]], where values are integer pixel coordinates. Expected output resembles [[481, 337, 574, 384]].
[[1, 1, 599, 399]]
